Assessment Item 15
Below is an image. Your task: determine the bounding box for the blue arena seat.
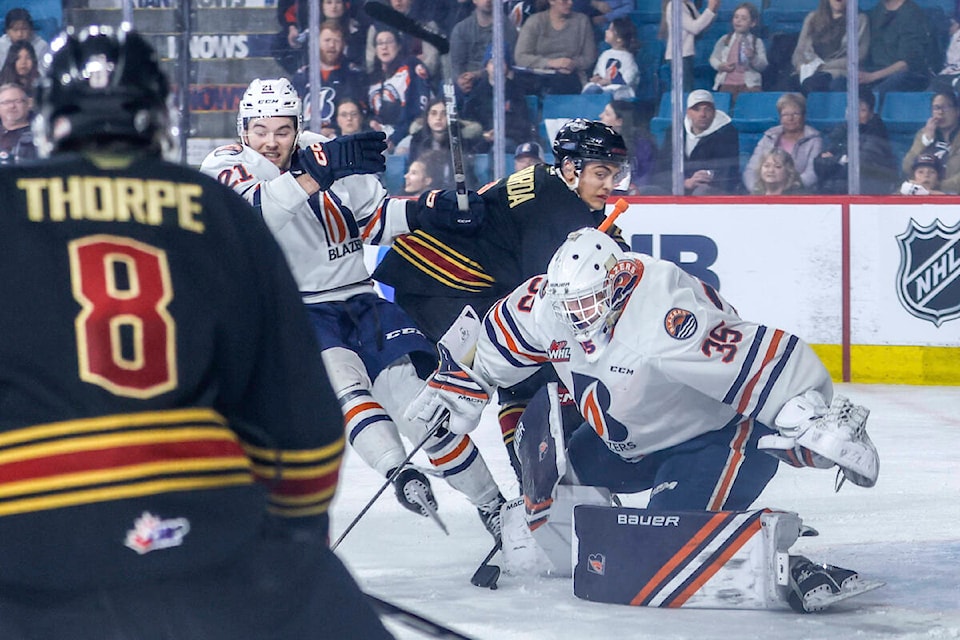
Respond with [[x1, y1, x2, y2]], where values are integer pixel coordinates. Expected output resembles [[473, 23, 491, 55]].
[[806, 92, 847, 131], [541, 93, 612, 121], [382, 154, 407, 195], [880, 92, 935, 134], [731, 91, 784, 133]]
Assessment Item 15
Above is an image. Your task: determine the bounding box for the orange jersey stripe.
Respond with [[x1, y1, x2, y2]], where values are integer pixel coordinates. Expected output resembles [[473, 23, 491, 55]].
[[735, 329, 785, 415], [707, 422, 751, 511]]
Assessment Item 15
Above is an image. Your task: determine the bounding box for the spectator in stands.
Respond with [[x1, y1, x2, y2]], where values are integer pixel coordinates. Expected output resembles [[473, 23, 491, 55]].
[[743, 92, 822, 192], [334, 96, 370, 136], [0, 40, 38, 100], [752, 148, 806, 195], [929, 17, 960, 93], [514, 0, 597, 95], [582, 17, 640, 100], [275, 0, 307, 74], [814, 87, 899, 194], [402, 149, 448, 195], [578, 0, 633, 41], [294, 20, 368, 134], [660, 0, 719, 92], [901, 90, 960, 193], [0, 8, 48, 74], [0, 82, 35, 165], [898, 151, 947, 194], [317, 0, 368, 69], [599, 99, 658, 192], [792, 0, 869, 95], [450, 0, 518, 100], [461, 45, 538, 153], [367, 26, 432, 150], [395, 96, 482, 161], [513, 140, 545, 170], [366, 0, 441, 77], [656, 89, 741, 195], [859, 0, 931, 98], [710, 2, 767, 105]]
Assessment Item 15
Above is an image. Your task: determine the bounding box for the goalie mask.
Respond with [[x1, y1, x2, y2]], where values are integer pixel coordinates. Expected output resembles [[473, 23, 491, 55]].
[[545, 228, 642, 359], [237, 78, 302, 141], [552, 119, 630, 186], [33, 24, 171, 156]]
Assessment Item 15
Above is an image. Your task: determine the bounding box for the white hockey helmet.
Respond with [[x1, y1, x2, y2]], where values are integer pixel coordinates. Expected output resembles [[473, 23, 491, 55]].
[[544, 228, 640, 353], [236, 77, 302, 139]]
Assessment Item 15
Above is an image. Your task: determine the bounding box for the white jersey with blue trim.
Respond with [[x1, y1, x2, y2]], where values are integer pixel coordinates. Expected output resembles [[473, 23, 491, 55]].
[[473, 252, 833, 460], [200, 131, 410, 304]]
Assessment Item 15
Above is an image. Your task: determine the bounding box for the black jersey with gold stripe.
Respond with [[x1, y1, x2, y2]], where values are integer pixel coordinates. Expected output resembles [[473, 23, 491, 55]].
[[0, 151, 344, 589]]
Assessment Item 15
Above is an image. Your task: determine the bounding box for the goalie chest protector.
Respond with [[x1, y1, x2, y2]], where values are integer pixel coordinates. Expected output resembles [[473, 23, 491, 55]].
[[573, 506, 801, 610]]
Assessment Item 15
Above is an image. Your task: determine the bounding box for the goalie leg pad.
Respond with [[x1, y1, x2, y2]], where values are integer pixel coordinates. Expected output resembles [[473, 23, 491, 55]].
[[573, 506, 803, 610]]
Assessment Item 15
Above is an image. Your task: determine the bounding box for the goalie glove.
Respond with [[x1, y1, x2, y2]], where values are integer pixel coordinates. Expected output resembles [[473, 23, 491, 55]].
[[405, 343, 493, 435], [297, 131, 387, 190]]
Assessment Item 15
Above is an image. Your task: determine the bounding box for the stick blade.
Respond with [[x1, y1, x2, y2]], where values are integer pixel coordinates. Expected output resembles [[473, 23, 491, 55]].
[[470, 564, 500, 590]]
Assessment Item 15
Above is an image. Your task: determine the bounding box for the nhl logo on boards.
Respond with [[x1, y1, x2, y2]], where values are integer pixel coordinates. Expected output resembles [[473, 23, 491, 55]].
[[896, 218, 960, 326]]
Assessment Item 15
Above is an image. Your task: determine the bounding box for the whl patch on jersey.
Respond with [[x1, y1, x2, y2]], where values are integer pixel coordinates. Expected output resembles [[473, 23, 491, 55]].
[[124, 511, 191, 555], [547, 339, 572, 362], [664, 308, 698, 339]]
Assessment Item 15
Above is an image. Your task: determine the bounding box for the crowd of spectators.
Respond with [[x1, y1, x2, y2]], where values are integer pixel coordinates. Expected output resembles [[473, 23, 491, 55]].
[[0, 8, 43, 166]]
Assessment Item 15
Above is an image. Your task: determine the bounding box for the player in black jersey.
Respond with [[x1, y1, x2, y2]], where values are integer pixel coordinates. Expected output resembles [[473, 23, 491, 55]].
[[0, 25, 391, 639], [374, 119, 630, 481]]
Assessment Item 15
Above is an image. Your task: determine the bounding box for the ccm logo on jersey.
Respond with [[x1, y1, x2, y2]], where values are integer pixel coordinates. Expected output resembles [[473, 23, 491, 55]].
[[617, 514, 680, 527], [124, 511, 190, 555], [664, 308, 698, 340]]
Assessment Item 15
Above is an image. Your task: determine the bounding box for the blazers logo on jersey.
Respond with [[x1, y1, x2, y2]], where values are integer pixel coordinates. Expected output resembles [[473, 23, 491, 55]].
[[664, 308, 698, 340], [547, 339, 571, 361], [607, 259, 643, 313], [896, 218, 960, 326], [571, 374, 631, 449]]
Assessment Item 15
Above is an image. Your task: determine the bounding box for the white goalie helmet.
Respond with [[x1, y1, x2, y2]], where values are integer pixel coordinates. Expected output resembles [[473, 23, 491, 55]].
[[236, 77, 302, 139], [545, 228, 640, 354]]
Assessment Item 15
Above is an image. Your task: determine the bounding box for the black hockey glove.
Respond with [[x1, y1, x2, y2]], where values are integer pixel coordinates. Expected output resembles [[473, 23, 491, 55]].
[[297, 131, 387, 190], [416, 189, 486, 234]]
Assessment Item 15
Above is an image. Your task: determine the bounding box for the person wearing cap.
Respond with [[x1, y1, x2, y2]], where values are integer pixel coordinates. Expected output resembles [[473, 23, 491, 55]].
[[901, 90, 960, 193], [655, 89, 741, 195], [743, 92, 822, 193], [0, 8, 49, 74], [514, 141, 544, 170], [814, 86, 899, 195], [899, 150, 947, 195], [461, 43, 537, 153], [450, 0, 518, 97]]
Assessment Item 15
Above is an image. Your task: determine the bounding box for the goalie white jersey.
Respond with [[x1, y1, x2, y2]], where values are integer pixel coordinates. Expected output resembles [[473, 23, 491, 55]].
[[473, 252, 834, 460], [200, 132, 411, 304]]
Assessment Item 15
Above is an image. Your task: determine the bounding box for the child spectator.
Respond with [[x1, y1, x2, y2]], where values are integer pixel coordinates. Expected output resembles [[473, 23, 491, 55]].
[[743, 92, 823, 192], [709, 2, 767, 105], [792, 0, 869, 94], [929, 17, 960, 93], [901, 90, 960, 193], [899, 151, 946, 194], [0, 8, 48, 74], [753, 148, 806, 195], [582, 17, 640, 100], [814, 87, 899, 194], [660, 0, 719, 92]]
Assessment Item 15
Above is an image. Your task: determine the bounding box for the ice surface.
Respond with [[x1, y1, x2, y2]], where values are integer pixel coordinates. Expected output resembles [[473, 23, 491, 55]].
[[331, 384, 960, 639]]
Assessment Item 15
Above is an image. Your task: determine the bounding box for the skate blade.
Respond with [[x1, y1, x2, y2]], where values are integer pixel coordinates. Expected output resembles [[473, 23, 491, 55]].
[[804, 579, 885, 611], [408, 484, 449, 535]]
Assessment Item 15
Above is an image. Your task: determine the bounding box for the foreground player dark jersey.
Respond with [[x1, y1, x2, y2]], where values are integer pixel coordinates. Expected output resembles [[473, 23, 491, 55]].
[[0, 151, 345, 589], [374, 163, 616, 340]]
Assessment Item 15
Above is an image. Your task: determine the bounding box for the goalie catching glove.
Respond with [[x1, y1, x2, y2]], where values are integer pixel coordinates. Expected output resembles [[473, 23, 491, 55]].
[[405, 342, 493, 435], [297, 131, 387, 190]]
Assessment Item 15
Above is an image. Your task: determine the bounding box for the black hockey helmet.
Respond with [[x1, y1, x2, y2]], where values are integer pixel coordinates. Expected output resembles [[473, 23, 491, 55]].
[[34, 24, 170, 155], [552, 118, 629, 171]]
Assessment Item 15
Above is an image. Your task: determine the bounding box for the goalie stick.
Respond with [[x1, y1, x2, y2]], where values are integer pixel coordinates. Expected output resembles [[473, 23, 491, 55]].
[[366, 593, 475, 639], [363, 2, 469, 212]]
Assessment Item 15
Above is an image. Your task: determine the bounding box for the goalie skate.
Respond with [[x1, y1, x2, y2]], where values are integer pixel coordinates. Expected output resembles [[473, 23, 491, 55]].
[[787, 556, 885, 613], [392, 466, 448, 534], [476, 492, 506, 541]]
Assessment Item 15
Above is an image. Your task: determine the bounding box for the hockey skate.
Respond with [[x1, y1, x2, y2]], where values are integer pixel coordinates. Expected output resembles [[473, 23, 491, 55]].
[[787, 556, 885, 613], [476, 492, 506, 541], [392, 465, 447, 533]]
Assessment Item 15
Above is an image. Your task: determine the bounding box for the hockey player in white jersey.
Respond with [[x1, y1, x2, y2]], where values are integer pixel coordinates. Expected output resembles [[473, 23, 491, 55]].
[[408, 227, 880, 611], [201, 78, 505, 539]]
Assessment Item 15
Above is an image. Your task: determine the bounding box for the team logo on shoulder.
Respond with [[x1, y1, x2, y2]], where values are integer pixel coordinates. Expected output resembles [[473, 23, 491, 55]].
[[896, 218, 960, 326], [606, 259, 643, 312], [214, 143, 243, 156], [124, 512, 190, 555], [664, 308, 698, 340], [547, 339, 571, 361]]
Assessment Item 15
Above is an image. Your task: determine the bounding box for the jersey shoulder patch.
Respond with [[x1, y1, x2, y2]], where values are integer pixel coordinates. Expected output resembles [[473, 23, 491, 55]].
[[664, 308, 698, 340]]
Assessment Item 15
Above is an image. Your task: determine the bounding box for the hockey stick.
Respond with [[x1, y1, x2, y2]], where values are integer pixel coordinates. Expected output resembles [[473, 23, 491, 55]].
[[598, 197, 629, 233], [366, 593, 475, 639], [331, 417, 446, 551], [469, 539, 502, 590], [363, 2, 469, 212]]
